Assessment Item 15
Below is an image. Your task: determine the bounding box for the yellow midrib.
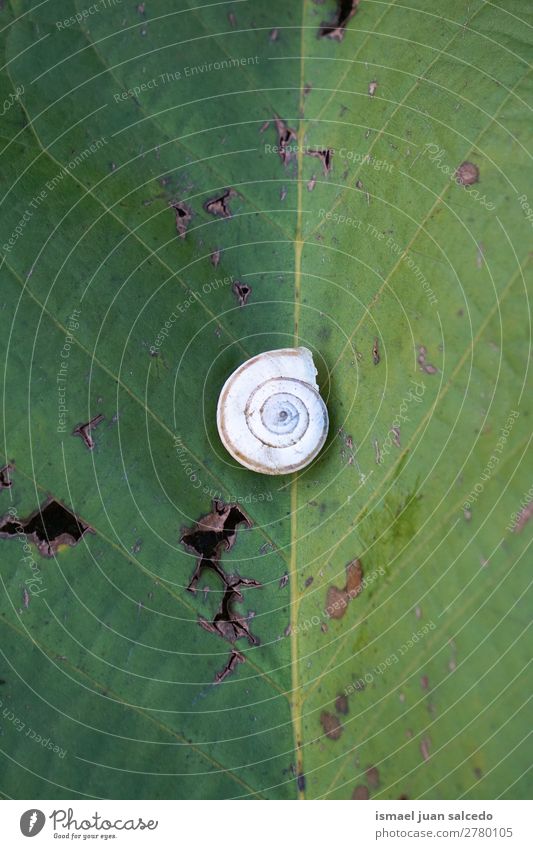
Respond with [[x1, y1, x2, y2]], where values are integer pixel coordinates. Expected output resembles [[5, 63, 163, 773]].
[[289, 0, 308, 802]]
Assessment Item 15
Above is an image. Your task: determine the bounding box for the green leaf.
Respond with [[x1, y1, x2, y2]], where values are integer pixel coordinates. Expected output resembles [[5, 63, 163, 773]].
[[0, 0, 531, 800]]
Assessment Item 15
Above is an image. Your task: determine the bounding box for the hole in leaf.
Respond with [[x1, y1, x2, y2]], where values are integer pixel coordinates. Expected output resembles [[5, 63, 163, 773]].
[[319, 0, 360, 41], [203, 189, 237, 218], [0, 464, 13, 489], [0, 498, 93, 558], [232, 281, 252, 306], [170, 201, 193, 238]]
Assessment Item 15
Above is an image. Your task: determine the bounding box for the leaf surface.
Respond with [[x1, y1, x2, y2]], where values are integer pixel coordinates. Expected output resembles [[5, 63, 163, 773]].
[[0, 0, 531, 800]]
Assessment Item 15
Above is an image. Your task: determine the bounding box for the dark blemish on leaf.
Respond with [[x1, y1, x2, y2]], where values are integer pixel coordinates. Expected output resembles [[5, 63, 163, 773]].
[[366, 766, 380, 788], [351, 784, 369, 799], [131, 539, 142, 554], [346, 559, 363, 599], [180, 500, 251, 592], [320, 711, 343, 740], [215, 648, 245, 683], [335, 694, 349, 715], [356, 179, 363, 190], [204, 188, 237, 218], [368, 80, 378, 97], [72, 414, 104, 451], [297, 772, 306, 792], [306, 148, 333, 175], [260, 541, 274, 555], [420, 736, 431, 761], [304, 575, 314, 588], [513, 500, 533, 533], [0, 498, 93, 558], [232, 280, 252, 306], [279, 573, 289, 589], [137, 3, 146, 16], [321, 621, 328, 633], [372, 337, 380, 365], [274, 116, 297, 166], [325, 558, 364, 619], [210, 248, 221, 268], [418, 345, 438, 374], [170, 201, 193, 239], [319, 0, 360, 40], [198, 574, 261, 645], [325, 584, 347, 619], [0, 463, 13, 489], [304, 82, 312, 96], [455, 161, 479, 186]]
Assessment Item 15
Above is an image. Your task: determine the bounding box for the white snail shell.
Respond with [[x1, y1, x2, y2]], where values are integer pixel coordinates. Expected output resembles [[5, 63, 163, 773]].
[[216, 347, 329, 475]]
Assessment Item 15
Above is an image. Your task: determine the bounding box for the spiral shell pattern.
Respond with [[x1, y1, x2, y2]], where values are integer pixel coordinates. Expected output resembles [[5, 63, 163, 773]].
[[216, 347, 329, 475]]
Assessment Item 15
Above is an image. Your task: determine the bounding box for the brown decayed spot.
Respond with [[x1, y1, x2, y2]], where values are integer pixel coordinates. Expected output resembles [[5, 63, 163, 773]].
[[0, 463, 13, 489], [203, 188, 237, 218], [420, 736, 431, 761], [345, 558, 363, 599], [368, 80, 378, 97], [366, 765, 380, 788], [319, 0, 360, 41], [210, 248, 221, 268], [180, 500, 260, 683], [72, 414, 104, 450], [351, 784, 369, 799], [232, 281, 252, 306], [320, 711, 343, 740], [215, 649, 245, 683], [418, 345, 438, 374], [274, 115, 298, 165], [372, 337, 380, 365], [455, 161, 479, 186], [325, 558, 365, 619], [335, 694, 349, 715], [325, 584, 348, 619], [513, 500, 533, 533], [170, 201, 193, 238], [0, 498, 93, 557]]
